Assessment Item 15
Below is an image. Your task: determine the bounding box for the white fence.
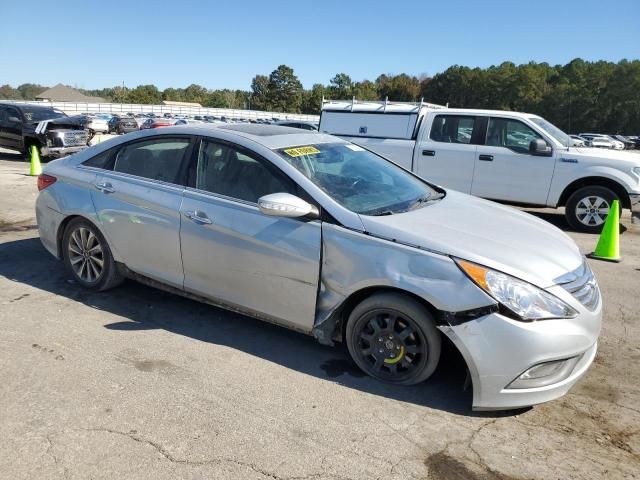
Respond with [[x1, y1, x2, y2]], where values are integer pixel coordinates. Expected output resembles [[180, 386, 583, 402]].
[[2, 100, 319, 122]]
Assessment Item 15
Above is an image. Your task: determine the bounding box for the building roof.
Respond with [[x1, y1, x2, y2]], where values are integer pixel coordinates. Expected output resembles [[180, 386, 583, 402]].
[[162, 100, 202, 107], [35, 84, 105, 103]]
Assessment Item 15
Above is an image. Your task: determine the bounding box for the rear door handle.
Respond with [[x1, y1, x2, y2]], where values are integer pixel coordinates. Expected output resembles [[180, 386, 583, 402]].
[[422, 150, 436, 156], [95, 182, 115, 193], [478, 154, 494, 161], [184, 210, 212, 224]]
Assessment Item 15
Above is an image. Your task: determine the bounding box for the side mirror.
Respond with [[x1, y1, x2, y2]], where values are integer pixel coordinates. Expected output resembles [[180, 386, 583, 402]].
[[8, 116, 21, 123], [529, 139, 552, 156], [258, 193, 319, 219]]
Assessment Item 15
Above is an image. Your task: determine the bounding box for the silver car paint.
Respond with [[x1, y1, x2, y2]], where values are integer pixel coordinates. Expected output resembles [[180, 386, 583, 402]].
[[91, 170, 185, 289], [36, 125, 602, 410], [314, 223, 496, 343], [358, 190, 584, 288], [180, 188, 321, 331]]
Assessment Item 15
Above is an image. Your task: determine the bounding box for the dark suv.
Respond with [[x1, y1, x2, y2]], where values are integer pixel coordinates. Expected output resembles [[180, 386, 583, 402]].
[[0, 103, 89, 158]]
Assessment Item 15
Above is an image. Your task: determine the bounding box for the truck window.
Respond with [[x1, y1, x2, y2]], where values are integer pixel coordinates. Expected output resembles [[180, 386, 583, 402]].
[[429, 115, 476, 144], [486, 118, 542, 154]]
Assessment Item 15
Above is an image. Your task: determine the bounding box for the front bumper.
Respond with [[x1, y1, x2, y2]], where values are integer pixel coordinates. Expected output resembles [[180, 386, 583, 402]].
[[630, 193, 640, 225], [440, 286, 602, 410], [41, 145, 88, 158]]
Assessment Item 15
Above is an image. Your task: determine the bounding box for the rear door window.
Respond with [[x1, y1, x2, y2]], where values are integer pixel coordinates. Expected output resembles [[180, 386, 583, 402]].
[[113, 138, 190, 183], [429, 115, 476, 144]]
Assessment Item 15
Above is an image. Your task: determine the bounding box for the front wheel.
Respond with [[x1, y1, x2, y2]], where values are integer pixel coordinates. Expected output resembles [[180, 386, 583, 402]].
[[62, 218, 124, 291], [565, 186, 620, 233], [346, 293, 441, 385]]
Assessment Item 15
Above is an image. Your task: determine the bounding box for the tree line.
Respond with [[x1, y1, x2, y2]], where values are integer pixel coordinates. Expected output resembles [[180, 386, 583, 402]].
[[2, 59, 639, 133]]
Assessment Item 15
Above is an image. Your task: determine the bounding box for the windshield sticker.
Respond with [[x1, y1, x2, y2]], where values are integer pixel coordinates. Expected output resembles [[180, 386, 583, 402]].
[[24, 112, 33, 121], [345, 145, 364, 151], [283, 146, 321, 157]]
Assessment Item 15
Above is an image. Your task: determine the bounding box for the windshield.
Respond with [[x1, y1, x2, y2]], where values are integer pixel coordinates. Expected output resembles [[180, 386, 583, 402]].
[[529, 117, 570, 147], [276, 142, 441, 215], [23, 109, 66, 122]]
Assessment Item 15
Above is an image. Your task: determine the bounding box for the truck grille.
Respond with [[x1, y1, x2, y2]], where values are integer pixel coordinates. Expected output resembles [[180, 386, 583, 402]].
[[62, 131, 88, 146], [556, 261, 600, 311]]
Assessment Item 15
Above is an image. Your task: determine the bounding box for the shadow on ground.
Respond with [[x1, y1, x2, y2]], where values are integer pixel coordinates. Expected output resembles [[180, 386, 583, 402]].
[[0, 234, 528, 418], [0, 151, 28, 162]]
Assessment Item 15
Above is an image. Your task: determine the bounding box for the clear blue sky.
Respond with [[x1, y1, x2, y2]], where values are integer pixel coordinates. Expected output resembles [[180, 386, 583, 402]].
[[2, 0, 638, 91]]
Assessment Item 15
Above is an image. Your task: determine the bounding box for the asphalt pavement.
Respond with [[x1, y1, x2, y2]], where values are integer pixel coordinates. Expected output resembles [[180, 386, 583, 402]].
[[1, 152, 639, 479]]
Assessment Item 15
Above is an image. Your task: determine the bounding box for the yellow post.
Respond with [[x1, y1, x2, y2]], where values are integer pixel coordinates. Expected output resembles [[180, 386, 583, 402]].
[[29, 145, 42, 176]]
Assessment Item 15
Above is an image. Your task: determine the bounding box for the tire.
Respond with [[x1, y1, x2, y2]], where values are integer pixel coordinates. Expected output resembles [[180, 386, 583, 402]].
[[346, 293, 441, 385], [565, 186, 620, 233], [23, 141, 40, 162], [62, 218, 124, 291]]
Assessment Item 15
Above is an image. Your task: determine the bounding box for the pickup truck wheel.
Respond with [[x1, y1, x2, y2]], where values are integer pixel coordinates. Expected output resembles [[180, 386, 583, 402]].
[[565, 186, 620, 233], [62, 218, 124, 292], [346, 293, 441, 385]]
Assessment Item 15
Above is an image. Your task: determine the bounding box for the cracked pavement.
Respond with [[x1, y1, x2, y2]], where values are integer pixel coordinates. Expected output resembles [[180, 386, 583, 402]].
[[0, 154, 639, 479]]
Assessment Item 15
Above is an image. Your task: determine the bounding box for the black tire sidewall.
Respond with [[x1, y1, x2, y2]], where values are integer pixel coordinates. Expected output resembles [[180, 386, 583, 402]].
[[62, 218, 115, 291], [566, 186, 619, 233], [345, 293, 441, 386]]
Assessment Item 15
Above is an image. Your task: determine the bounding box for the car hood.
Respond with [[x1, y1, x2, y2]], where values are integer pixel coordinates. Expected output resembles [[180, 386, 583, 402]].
[[567, 146, 640, 166], [358, 191, 583, 288]]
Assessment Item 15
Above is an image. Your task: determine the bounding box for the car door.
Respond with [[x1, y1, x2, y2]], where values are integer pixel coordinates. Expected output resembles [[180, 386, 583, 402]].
[[472, 117, 556, 204], [414, 114, 479, 193], [0, 106, 22, 151], [90, 135, 194, 288], [179, 138, 321, 331]]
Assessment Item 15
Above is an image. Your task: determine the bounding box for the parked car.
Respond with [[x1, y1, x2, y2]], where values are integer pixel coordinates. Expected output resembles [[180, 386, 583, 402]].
[[36, 124, 601, 411], [319, 100, 640, 232], [0, 102, 89, 158], [114, 116, 140, 134], [580, 133, 614, 149], [275, 120, 319, 131], [107, 115, 121, 133], [611, 135, 635, 150], [173, 119, 204, 125], [84, 114, 109, 134], [569, 135, 586, 147], [140, 118, 174, 129]]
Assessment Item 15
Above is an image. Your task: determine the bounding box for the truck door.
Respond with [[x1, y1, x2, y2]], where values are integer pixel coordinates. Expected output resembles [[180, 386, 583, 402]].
[[472, 117, 555, 205], [0, 106, 21, 151], [414, 114, 478, 193]]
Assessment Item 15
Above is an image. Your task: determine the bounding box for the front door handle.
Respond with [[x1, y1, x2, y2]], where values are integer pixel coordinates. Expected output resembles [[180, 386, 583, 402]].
[[95, 182, 115, 193], [184, 210, 212, 224], [478, 154, 494, 161], [422, 149, 436, 156]]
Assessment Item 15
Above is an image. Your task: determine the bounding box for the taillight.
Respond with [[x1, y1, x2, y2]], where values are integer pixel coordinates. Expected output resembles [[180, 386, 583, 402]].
[[37, 174, 57, 191]]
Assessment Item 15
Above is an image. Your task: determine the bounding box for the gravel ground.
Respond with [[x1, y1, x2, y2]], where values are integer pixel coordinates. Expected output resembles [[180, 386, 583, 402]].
[[0, 151, 639, 480]]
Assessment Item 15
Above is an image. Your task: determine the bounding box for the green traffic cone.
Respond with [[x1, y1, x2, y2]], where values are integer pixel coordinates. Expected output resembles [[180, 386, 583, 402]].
[[29, 145, 42, 176], [588, 199, 621, 262]]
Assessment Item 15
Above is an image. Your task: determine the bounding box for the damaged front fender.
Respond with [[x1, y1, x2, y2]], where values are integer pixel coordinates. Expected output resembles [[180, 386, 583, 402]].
[[313, 223, 496, 345]]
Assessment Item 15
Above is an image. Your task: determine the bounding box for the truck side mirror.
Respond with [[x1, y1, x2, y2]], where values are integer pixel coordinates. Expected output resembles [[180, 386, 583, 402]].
[[8, 116, 21, 123], [529, 139, 552, 156]]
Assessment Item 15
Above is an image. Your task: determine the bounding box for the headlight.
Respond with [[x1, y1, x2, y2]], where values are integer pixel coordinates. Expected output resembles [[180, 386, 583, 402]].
[[455, 259, 578, 321]]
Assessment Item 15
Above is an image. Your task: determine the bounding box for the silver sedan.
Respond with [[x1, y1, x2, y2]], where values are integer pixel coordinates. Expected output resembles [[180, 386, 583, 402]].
[[35, 124, 601, 410]]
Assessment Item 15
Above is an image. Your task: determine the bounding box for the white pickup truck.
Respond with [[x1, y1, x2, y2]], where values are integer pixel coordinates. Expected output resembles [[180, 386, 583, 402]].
[[319, 99, 640, 232]]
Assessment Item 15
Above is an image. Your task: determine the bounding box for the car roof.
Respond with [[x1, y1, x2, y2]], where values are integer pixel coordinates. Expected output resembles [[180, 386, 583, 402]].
[[0, 102, 58, 112], [207, 123, 341, 149]]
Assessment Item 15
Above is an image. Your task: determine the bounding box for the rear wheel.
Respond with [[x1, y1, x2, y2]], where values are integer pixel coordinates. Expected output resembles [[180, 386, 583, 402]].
[[346, 293, 441, 385], [62, 218, 124, 291], [565, 186, 620, 233]]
